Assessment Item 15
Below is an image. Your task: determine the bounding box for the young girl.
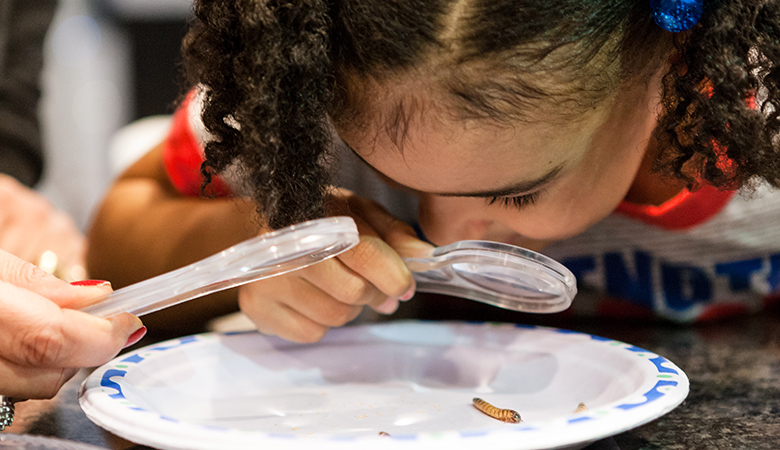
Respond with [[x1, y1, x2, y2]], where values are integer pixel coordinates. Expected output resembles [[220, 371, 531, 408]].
[[87, 0, 780, 342]]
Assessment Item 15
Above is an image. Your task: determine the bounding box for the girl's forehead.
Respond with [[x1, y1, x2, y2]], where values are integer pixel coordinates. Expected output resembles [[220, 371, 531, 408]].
[[338, 107, 603, 194], [333, 67, 621, 192]]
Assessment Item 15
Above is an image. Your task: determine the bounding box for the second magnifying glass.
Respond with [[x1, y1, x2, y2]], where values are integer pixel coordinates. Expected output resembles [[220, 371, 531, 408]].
[[404, 240, 577, 313]]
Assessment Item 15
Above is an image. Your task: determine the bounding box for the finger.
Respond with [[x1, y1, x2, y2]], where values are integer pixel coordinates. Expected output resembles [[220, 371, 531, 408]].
[[0, 281, 142, 368], [334, 196, 435, 300], [345, 196, 435, 258], [277, 277, 364, 327], [0, 358, 78, 399], [240, 285, 329, 344], [338, 232, 415, 300], [0, 249, 107, 307], [0, 248, 63, 288], [57, 311, 142, 366], [299, 258, 387, 307], [1, 310, 141, 369], [239, 277, 362, 343]]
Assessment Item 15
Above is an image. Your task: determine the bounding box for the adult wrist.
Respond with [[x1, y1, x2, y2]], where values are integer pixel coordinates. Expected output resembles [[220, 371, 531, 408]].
[[0, 395, 15, 431]]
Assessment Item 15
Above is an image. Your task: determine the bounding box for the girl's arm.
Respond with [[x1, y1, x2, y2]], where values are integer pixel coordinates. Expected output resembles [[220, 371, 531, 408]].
[[86, 143, 261, 334]]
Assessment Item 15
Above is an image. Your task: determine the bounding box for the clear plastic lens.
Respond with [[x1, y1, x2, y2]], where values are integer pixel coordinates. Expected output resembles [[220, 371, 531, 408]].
[[405, 240, 577, 313], [451, 263, 559, 299]]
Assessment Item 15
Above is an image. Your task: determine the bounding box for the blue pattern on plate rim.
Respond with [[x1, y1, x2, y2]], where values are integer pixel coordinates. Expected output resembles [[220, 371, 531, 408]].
[[94, 322, 686, 442]]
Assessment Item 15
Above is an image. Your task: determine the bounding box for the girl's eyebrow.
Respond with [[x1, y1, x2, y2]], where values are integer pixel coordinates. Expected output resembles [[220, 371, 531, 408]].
[[342, 140, 563, 198], [434, 165, 563, 198]]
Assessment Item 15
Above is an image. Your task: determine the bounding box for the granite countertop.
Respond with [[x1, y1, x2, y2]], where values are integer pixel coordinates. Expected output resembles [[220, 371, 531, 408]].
[[594, 313, 780, 449], [3, 299, 778, 449]]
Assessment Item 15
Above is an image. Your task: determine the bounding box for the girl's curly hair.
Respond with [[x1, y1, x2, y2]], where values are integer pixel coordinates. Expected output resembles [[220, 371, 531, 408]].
[[656, 0, 780, 190], [182, 0, 780, 229]]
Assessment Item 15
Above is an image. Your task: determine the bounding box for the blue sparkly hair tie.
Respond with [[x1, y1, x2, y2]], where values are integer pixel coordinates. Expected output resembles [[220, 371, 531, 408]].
[[650, 0, 703, 32]]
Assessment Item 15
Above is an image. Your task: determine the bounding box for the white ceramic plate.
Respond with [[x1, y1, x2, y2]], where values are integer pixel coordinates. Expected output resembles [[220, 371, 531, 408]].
[[79, 321, 688, 450]]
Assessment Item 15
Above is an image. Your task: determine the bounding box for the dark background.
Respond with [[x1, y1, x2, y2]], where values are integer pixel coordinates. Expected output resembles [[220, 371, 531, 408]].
[[121, 20, 188, 120]]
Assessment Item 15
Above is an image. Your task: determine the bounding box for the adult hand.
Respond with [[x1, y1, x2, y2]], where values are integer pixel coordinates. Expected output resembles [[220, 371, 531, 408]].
[[238, 190, 435, 343], [0, 174, 86, 281], [0, 249, 143, 399]]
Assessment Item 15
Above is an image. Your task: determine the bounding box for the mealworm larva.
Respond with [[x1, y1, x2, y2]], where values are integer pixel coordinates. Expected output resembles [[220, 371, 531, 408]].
[[574, 402, 588, 413], [472, 397, 522, 423]]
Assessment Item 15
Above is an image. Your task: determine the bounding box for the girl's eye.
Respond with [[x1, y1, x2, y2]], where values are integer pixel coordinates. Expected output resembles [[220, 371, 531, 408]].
[[487, 191, 541, 210]]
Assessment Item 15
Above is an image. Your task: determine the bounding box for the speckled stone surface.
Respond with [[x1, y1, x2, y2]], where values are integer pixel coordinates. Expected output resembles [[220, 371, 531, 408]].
[[604, 315, 780, 449]]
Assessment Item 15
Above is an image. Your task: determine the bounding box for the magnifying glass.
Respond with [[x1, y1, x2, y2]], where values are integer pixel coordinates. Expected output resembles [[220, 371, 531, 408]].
[[405, 240, 577, 313], [76, 217, 576, 318], [75, 217, 359, 318]]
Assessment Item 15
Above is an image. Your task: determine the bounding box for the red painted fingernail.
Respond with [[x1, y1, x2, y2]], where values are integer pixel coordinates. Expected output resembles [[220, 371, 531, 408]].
[[70, 279, 111, 287], [123, 326, 147, 349]]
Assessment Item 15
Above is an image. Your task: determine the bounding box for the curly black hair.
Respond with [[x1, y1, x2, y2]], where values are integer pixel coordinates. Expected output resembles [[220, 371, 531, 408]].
[[182, 0, 780, 229], [656, 0, 780, 190]]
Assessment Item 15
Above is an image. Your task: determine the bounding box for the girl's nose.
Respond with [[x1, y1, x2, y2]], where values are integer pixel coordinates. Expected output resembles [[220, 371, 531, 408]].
[[417, 196, 493, 245]]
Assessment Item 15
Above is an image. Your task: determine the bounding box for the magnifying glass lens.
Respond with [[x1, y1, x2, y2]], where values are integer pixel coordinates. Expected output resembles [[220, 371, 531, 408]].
[[406, 241, 577, 313], [451, 263, 560, 300]]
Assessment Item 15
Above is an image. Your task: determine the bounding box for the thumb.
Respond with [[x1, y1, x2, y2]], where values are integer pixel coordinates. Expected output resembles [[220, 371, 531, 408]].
[[0, 249, 111, 308]]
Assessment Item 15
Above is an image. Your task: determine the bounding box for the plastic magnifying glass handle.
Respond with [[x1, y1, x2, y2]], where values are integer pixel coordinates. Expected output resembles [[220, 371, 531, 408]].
[[403, 240, 577, 313], [75, 217, 359, 318]]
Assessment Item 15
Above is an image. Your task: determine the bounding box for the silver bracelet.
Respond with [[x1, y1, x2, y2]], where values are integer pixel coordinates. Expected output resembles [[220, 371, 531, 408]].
[[0, 395, 15, 431]]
